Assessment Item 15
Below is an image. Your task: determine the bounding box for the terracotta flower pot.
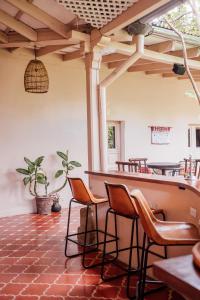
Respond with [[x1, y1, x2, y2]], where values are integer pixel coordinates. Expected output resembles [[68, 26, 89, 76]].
[[35, 196, 53, 215]]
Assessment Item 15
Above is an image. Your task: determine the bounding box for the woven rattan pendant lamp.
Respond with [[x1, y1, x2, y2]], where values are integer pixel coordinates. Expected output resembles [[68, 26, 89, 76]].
[[24, 47, 49, 93]]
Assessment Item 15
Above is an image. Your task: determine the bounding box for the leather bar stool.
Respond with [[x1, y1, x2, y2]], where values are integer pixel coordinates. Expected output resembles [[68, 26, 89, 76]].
[[101, 182, 166, 298], [65, 177, 117, 269], [131, 189, 200, 300]]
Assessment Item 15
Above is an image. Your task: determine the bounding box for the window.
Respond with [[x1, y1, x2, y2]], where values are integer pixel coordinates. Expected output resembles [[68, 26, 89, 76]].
[[188, 125, 200, 148], [196, 128, 200, 147], [188, 128, 191, 147], [108, 126, 116, 149]]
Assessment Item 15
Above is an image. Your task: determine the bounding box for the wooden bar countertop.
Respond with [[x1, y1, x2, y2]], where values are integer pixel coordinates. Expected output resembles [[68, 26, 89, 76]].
[[85, 170, 200, 197]]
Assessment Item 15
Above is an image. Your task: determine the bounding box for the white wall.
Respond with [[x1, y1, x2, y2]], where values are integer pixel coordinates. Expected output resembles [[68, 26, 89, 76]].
[[0, 49, 87, 217], [106, 70, 200, 161], [1, 49, 200, 217]]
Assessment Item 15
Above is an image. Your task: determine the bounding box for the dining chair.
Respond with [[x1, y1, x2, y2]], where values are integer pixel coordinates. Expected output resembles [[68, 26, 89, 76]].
[[129, 158, 149, 173], [183, 158, 200, 176], [116, 161, 138, 172]]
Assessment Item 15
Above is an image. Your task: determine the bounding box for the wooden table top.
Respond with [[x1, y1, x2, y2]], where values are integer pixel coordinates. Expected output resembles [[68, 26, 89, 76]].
[[153, 255, 200, 300], [147, 162, 181, 169]]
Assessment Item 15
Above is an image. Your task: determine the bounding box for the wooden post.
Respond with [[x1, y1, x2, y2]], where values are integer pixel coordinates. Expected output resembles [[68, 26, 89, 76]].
[[85, 52, 102, 171]]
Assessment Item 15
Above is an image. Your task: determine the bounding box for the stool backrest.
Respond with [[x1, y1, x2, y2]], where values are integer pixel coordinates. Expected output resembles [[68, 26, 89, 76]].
[[115, 161, 138, 172], [68, 177, 93, 204], [105, 182, 138, 217], [131, 189, 162, 243]]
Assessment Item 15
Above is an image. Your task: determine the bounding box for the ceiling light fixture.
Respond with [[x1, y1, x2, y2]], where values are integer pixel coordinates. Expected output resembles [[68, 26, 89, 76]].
[[24, 47, 49, 93]]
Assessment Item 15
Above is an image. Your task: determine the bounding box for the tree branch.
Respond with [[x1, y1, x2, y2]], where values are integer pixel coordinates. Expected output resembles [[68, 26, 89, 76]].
[[165, 17, 200, 105]]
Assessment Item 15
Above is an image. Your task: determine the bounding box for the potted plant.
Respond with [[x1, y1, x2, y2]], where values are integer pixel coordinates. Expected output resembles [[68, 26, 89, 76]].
[[16, 150, 81, 214]]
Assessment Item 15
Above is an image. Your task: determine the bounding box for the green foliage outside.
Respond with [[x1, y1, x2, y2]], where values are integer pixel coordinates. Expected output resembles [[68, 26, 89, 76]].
[[153, 1, 200, 37]]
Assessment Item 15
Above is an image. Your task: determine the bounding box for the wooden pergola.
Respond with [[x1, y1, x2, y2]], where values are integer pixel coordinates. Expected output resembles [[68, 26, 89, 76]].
[[0, 0, 200, 171]]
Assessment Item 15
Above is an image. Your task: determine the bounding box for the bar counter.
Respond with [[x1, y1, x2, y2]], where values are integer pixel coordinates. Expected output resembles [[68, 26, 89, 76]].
[[85, 170, 200, 263], [86, 170, 200, 197]]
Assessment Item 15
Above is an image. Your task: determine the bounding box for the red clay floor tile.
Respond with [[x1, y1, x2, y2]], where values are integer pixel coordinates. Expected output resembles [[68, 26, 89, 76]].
[[15, 296, 38, 300], [44, 284, 72, 296], [33, 274, 59, 284], [1, 283, 27, 295], [56, 274, 79, 285], [12, 273, 39, 283], [0, 209, 185, 300], [21, 283, 49, 295]]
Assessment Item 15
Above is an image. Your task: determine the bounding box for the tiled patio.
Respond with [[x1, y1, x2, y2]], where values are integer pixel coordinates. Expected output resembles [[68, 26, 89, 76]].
[[0, 209, 184, 300]]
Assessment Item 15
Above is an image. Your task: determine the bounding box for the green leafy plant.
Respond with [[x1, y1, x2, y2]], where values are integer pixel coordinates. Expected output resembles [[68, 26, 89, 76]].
[[16, 150, 81, 197]]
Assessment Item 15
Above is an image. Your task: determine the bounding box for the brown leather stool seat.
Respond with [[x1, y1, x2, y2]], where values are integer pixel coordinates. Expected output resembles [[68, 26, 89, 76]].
[[65, 177, 117, 269], [131, 189, 200, 300]]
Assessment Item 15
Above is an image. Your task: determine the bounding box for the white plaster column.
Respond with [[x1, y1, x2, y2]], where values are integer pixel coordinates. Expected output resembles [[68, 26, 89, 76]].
[[98, 86, 108, 171], [85, 52, 102, 171]]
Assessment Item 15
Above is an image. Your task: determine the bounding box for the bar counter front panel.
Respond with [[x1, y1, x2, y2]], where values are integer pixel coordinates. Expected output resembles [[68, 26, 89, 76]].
[[85, 170, 200, 267]]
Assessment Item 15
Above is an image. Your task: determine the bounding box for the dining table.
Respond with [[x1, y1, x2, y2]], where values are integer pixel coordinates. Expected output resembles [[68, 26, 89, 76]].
[[147, 162, 181, 175]]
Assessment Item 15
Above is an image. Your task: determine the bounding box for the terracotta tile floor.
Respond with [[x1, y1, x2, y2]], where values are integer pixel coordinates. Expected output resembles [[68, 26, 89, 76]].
[[0, 209, 184, 300]]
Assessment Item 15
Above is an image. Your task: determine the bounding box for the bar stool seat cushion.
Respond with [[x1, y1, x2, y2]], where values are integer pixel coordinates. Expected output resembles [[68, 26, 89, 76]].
[[131, 189, 200, 246], [155, 221, 200, 245]]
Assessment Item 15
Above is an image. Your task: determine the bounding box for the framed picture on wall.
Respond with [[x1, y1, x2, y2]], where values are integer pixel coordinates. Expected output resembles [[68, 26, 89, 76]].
[[149, 126, 172, 144]]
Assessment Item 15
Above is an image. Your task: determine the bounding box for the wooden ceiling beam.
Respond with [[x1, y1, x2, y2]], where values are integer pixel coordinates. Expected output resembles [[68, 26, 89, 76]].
[[104, 46, 200, 67], [36, 44, 74, 57], [104, 42, 187, 68], [5, 0, 33, 34], [63, 42, 85, 61], [0, 39, 72, 48], [168, 47, 200, 58], [37, 29, 72, 42], [143, 49, 200, 71], [147, 40, 175, 53], [162, 72, 178, 77], [107, 58, 153, 69], [128, 62, 169, 72], [162, 70, 200, 78], [146, 67, 200, 76], [0, 30, 8, 43], [63, 50, 84, 61], [6, 0, 69, 38], [0, 29, 90, 50], [0, 8, 37, 41], [178, 76, 200, 80], [99, 0, 171, 35], [7, 29, 89, 43], [102, 53, 128, 63], [145, 69, 172, 75]]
